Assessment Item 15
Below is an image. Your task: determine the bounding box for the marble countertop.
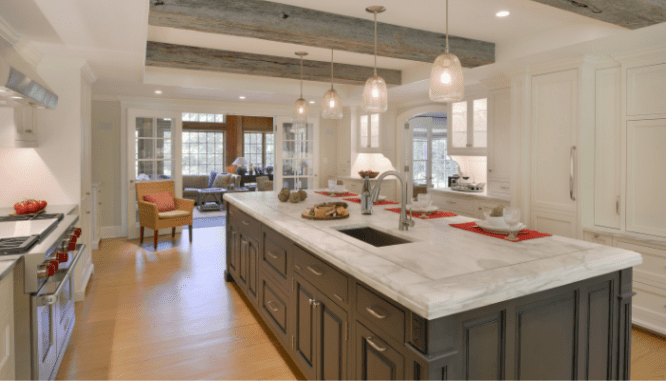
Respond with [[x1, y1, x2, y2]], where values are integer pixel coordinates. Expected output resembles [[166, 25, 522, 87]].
[[430, 187, 510, 203], [0, 258, 19, 281], [0, 204, 78, 216], [225, 191, 642, 320]]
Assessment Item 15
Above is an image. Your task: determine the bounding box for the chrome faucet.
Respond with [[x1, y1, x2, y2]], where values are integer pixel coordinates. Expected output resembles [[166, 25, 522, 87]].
[[371, 171, 415, 231]]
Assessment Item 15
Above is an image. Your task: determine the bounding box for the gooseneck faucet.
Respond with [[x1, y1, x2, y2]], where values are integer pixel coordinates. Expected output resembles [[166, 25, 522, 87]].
[[371, 171, 415, 231]]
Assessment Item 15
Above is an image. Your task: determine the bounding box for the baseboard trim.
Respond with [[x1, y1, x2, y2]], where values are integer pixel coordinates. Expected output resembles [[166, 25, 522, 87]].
[[101, 225, 124, 239], [92, 238, 100, 250], [73, 263, 94, 302]]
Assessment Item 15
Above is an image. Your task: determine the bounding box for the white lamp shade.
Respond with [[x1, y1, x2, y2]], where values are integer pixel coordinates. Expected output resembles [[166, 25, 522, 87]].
[[429, 53, 465, 102], [232, 157, 249, 167], [292, 98, 309, 123], [321, 89, 343, 120], [362, 76, 388, 113], [351, 153, 395, 177]]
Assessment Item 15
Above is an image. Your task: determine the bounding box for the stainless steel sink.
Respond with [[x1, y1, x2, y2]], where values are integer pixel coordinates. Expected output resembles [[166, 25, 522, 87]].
[[334, 226, 412, 247]]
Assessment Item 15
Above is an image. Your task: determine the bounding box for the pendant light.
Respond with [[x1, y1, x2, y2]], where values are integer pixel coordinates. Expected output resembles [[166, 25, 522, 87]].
[[362, 6, 388, 113], [292, 52, 309, 123], [321, 49, 343, 120], [429, 0, 464, 102]]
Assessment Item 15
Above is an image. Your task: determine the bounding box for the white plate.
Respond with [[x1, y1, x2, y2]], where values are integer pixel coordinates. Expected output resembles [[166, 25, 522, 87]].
[[406, 205, 439, 213], [327, 188, 348, 194], [377, 195, 387, 201], [475, 221, 526, 234]]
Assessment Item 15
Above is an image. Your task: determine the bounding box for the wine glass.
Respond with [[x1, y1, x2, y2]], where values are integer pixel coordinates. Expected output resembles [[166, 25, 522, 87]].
[[503, 207, 521, 241]]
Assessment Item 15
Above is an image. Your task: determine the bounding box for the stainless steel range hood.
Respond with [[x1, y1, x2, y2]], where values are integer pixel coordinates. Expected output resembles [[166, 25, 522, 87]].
[[0, 38, 58, 109]]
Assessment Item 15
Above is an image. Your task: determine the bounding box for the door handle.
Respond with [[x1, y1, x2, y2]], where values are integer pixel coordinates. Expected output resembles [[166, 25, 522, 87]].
[[616, 196, 620, 215], [267, 251, 279, 260], [365, 336, 387, 352], [366, 306, 388, 319], [266, 300, 279, 312], [306, 265, 323, 276], [570, 146, 576, 201]]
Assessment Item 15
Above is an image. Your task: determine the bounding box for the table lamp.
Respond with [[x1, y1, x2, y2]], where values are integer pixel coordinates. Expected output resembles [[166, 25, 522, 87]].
[[233, 157, 249, 176]]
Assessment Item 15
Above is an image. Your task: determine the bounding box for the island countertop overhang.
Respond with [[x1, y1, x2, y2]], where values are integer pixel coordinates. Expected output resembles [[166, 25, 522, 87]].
[[224, 191, 642, 320]]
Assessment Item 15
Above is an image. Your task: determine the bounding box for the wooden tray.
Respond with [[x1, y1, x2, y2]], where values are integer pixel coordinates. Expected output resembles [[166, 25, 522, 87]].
[[9, 209, 45, 216], [301, 202, 349, 220]]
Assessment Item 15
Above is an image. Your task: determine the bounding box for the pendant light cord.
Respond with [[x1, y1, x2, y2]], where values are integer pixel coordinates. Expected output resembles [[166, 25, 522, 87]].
[[300, 55, 304, 98], [373, 11, 378, 76], [445, 0, 450, 54], [331, 49, 334, 90]]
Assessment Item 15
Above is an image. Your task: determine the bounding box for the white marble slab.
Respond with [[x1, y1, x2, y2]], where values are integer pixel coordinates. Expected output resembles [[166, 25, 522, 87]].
[[226, 191, 642, 320]]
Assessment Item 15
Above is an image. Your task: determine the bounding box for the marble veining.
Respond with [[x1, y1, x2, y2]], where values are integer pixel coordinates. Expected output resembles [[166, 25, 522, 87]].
[[226, 191, 642, 319]]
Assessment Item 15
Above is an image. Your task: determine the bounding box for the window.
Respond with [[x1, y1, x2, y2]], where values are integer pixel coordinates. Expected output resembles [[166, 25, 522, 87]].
[[450, 98, 487, 150], [182, 131, 225, 175], [135, 117, 173, 181], [410, 116, 458, 189], [360, 113, 380, 148], [182, 112, 225, 123], [243, 132, 274, 168]]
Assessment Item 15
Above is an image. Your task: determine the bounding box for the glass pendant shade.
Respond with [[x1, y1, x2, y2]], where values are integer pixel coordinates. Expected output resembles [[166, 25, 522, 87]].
[[292, 98, 309, 123], [429, 53, 464, 102], [321, 89, 343, 120], [362, 76, 388, 113]]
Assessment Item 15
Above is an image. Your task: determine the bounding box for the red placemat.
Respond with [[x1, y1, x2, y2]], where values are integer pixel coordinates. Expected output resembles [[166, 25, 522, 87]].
[[385, 208, 457, 219], [315, 191, 358, 198], [449, 222, 551, 242], [343, 197, 398, 206]]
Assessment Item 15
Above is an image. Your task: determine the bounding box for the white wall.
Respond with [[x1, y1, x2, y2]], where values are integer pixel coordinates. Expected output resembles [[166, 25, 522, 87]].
[[91, 100, 122, 229], [318, 115, 339, 187], [0, 57, 84, 207]]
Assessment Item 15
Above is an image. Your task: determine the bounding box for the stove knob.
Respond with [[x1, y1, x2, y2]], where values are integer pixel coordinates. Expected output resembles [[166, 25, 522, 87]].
[[49, 260, 59, 272], [56, 252, 68, 263], [38, 263, 56, 278], [68, 240, 77, 251], [73, 228, 82, 237], [69, 235, 78, 243]]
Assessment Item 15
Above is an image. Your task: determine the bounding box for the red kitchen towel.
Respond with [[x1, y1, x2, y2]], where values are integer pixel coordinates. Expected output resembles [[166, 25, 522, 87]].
[[449, 222, 551, 242], [343, 197, 398, 206], [315, 191, 358, 198], [385, 208, 457, 219]]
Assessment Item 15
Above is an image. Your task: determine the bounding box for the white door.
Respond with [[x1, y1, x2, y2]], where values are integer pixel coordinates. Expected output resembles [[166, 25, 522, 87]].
[[530, 70, 578, 234], [408, 116, 457, 190], [275, 116, 319, 190], [626, 119, 666, 237], [126, 109, 182, 239]]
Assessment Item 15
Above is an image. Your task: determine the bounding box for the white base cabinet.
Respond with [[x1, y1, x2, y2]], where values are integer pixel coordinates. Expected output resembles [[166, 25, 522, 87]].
[[430, 190, 509, 219], [0, 272, 15, 380]]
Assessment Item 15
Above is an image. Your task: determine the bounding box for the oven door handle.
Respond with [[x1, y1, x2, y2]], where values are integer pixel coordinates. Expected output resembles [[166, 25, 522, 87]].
[[37, 244, 85, 307]]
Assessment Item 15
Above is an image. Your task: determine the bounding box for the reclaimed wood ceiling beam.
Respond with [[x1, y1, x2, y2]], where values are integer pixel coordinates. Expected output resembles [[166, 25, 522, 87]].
[[148, 0, 495, 68], [530, 0, 666, 29], [146, 41, 402, 86]]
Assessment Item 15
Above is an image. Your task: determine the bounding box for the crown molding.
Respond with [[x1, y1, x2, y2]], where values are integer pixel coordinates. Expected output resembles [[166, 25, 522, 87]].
[[611, 44, 666, 65], [0, 15, 43, 68]]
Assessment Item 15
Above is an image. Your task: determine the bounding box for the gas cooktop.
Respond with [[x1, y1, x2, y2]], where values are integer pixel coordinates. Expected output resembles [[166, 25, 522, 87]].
[[0, 235, 39, 255], [0, 213, 64, 222]]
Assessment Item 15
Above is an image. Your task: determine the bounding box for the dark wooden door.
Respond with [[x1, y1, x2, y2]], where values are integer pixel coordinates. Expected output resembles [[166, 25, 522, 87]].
[[316, 293, 348, 380], [228, 223, 240, 279], [293, 274, 317, 380], [354, 322, 404, 380], [246, 236, 259, 305]]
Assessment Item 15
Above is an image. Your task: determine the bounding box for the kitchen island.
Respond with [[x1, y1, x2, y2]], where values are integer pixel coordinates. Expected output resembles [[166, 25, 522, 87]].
[[225, 191, 642, 380]]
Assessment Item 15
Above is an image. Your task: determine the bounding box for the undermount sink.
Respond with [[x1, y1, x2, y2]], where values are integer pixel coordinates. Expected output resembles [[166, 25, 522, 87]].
[[334, 226, 412, 247]]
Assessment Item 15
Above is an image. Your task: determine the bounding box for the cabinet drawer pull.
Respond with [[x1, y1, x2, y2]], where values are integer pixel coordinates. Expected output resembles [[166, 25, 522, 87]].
[[266, 300, 279, 312], [242, 220, 250, 226], [446, 201, 457, 204], [616, 196, 620, 215], [294, 264, 302, 271], [308, 298, 315, 306], [500, 186, 510, 190], [366, 306, 388, 319], [307, 265, 324, 276], [333, 293, 343, 301], [366, 336, 387, 352], [593, 234, 600, 238], [267, 251, 279, 260]]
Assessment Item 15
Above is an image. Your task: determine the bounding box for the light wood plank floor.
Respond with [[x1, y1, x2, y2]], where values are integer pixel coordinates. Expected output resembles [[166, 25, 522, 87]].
[[56, 226, 666, 380], [56, 227, 303, 380]]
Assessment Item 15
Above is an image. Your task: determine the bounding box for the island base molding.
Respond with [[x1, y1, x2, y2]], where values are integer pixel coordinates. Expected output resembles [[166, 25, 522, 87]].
[[226, 202, 634, 380]]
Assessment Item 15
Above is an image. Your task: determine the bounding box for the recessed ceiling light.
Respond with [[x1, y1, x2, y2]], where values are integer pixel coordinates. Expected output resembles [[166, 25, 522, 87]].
[[11, 96, 23, 99], [155, 90, 162, 95], [496, 10, 510, 17], [309, 100, 315, 104], [239, 96, 246, 99]]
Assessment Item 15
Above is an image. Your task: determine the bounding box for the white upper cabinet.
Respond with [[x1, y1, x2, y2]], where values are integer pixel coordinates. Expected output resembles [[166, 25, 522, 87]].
[[487, 88, 511, 181], [447, 96, 488, 156], [627, 63, 666, 118], [594, 68, 622, 230], [626, 119, 666, 237]]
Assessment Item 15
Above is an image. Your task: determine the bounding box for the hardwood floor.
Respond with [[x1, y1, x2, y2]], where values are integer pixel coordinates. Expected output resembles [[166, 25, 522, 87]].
[[56, 227, 303, 380], [56, 226, 666, 380]]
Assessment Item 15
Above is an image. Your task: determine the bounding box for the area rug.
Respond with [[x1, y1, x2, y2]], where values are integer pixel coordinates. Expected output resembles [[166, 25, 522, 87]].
[[192, 208, 226, 228]]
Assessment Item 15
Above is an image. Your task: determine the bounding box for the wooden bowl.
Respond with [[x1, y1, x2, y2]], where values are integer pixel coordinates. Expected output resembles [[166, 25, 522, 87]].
[[358, 171, 379, 179]]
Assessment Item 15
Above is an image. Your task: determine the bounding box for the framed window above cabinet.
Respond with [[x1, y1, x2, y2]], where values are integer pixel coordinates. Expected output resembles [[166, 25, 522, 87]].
[[447, 96, 488, 156], [359, 113, 381, 152]]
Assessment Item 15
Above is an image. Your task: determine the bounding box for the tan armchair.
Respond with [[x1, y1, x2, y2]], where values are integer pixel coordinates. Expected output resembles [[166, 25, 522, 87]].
[[135, 180, 195, 249]]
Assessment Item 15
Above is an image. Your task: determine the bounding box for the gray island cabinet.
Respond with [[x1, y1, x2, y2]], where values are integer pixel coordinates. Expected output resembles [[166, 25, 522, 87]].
[[224, 192, 642, 380]]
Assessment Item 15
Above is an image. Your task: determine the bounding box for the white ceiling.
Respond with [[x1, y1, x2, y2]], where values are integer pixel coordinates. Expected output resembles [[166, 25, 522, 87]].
[[0, 0, 657, 106]]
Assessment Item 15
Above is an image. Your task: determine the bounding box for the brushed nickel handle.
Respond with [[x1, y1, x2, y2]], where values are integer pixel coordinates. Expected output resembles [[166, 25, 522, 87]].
[[570, 146, 576, 201], [446, 201, 457, 204], [366, 336, 387, 352], [242, 220, 250, 226], [307, 265, 323, 276], [266, 301, 279, 312], [500, 186, 510, 190], [616, 196, 620, 215], [333, 293, 343, 301], [267, 251, 279, 260], [308, 298, 314, 306], [294, 264, 302, 271], [366, 306, 388, 319], [312, 300, 321, 308]]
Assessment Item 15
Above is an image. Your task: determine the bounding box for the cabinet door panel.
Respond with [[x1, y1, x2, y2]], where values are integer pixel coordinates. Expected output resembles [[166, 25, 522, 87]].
[[238, 236, 248, 288], [293, 275, 317, 380], [627, 119, 666, 237], [530, 70, 578, 213], [228, 224, 240, 278], [318, 294, 348, 380], [355, 322, 404, 380], [530, 210, 576, 238], [488, 88, 511, 180], [247, 237, 259, 304]]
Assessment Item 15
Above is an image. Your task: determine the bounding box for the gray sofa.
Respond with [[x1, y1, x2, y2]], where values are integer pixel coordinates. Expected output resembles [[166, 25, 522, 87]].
[[183, 173, 241, 204]]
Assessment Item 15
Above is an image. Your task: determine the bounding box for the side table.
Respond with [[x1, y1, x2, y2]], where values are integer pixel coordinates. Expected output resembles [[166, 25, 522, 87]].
[[197, 188, 225, 212]]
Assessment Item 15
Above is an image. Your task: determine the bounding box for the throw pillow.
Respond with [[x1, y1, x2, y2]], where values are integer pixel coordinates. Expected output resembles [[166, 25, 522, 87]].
[[143, 192, 176, 212], [212, 173, 233, 189], [207, 171, 218, 188], [226, 165, 237, 174]]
